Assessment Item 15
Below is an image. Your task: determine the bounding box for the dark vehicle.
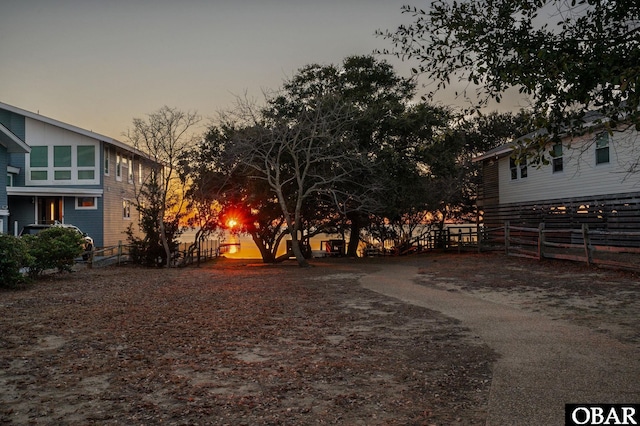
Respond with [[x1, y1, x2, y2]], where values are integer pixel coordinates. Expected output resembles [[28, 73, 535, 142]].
[[20, 222, 94, 259]]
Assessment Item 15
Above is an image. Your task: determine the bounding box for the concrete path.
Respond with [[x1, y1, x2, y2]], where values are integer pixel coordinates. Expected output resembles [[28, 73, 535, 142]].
[[359, 264, 640, 425]]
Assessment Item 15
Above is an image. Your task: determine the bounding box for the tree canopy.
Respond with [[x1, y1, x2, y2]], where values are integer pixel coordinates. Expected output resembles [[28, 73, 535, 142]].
[[182, 56, 464, 264], [379, 0, 639, 137], [266, 56, 454, 256]]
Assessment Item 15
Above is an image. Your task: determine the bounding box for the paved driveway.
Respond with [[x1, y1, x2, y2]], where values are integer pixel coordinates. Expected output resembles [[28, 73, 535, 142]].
[[359, 264, 640, 425]]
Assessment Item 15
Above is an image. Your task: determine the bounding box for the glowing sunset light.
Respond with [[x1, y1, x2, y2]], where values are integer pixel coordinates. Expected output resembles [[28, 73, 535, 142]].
[[226, 219, 238, 229]]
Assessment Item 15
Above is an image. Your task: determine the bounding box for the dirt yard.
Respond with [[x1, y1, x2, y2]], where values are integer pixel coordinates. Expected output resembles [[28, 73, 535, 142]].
[[1, 253, 638, 425]]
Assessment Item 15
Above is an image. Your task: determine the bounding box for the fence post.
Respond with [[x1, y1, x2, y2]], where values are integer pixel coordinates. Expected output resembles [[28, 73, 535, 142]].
[[582, 224, 592, 266], [504, 221, 510, 255], [458, 229, 462, 254], [117, 241, 122, 265], [538, 223, 545, 260]]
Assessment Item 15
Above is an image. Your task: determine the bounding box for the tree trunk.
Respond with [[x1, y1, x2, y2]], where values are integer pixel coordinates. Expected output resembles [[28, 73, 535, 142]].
[[346, 213, 361, 257], [288, 229, 308, 266], [274, 185, 308, 267], [289, 236, 309, 267], [158, 214, 171, 267], [251, 233, 276, 263]]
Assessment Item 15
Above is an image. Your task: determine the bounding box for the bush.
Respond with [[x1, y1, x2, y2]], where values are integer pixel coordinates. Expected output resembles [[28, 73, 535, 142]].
[[24, 227, 84, 278], [0, 234, 31, 287]]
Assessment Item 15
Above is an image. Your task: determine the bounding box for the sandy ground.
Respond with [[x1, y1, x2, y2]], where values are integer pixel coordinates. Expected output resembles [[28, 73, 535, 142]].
[[1, 252, 638, 425]]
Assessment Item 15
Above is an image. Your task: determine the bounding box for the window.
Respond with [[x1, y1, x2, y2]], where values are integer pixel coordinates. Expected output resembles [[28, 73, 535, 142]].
[[78, 170, 95, 180], [30, 146, 48, 167], [53, 146, 72, 181], [123, 199, 131, 219], [30, 146, 49, 180], [116, 153, 122, 180], [54, 146, 72, 167], [76, 197, 97, 210], [77, 146, 95, 167], [509, 157, 527, 180], [31, 171, 48, 180], [104, 147, 110, 175], [6, 174, 13, 187], [28, 143, 99, 184], [77, 145, 96, 180], [552, 143, 563, 173], [54, 170, 72, 180], [596, 132, 610, 165], [138, 162, 143, 184], [128, 155, 134, 183]]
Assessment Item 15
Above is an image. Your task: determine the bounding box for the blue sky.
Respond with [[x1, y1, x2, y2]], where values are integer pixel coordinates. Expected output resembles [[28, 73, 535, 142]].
[[1, 0, 523, 139]]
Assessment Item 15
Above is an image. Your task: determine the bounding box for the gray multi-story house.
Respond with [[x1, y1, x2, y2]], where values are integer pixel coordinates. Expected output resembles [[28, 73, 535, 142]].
[[0, 101, 153, 247]]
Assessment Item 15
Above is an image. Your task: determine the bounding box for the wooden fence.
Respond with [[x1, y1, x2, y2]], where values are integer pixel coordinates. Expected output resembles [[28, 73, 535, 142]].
[[495, 221, 640, 271], [87, 242, 131, 268], [87, 239, 221, 268], [366, 226, 482, 256], [362, 222, 640, 271], [386, 222, 640, 271], [172, 239, 221, 267]]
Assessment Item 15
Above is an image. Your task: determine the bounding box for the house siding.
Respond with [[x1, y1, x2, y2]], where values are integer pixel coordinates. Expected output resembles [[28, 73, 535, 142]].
[[8, 153, 26, 186], [0, 110, 25, 141], [0, 146, 7, 233], [499, 128, 638, 205], [63, 196, 103, 245], [25, 118, 101, 186], [8, 196, 34, 236], [479, 161, 499, 207], [101, 144, 146, 247]]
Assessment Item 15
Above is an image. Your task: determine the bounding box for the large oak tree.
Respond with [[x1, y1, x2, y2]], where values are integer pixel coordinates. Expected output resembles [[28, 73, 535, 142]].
[[267, 55, 452, 256]]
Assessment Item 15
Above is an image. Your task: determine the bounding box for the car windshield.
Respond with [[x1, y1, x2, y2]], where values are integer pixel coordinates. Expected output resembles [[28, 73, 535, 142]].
[[22, 227, 48, 235]]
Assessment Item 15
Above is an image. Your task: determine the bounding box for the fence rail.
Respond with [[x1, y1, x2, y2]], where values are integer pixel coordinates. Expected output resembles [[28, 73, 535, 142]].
[[86, 242, 131, 268], [87, 239, 221, 268], [496, 221, 640, 271], [373, 222, 640, 271], [173, 239, 220, 267]]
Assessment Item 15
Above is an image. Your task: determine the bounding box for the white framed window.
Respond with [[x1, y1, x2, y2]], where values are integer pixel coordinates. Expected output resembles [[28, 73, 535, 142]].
[[552, 143, 563, 173], [128, 155, 134, 183], [509, 157, 527, 180], [26, 142, 99, 185], [76, 197, 98, 210], [595, 132, 610, 165], [116, 153, 122, 180], [77, 145, 95, 180], [104, 146, 110, 175], [29, 145, 49, 181], [122, 199, 131, 219]]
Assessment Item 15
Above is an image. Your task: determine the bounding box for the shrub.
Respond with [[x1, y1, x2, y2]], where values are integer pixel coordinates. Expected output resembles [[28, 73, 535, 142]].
[[0, 234, 31, 287], [24, 227, 84, 278]]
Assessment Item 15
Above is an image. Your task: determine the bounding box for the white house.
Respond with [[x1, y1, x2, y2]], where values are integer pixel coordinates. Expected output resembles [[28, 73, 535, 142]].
[[473, 118, 640, 233]]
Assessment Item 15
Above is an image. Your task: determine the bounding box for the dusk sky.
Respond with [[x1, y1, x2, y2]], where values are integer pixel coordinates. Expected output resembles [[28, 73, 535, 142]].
[[1, 1, 525, 141]]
